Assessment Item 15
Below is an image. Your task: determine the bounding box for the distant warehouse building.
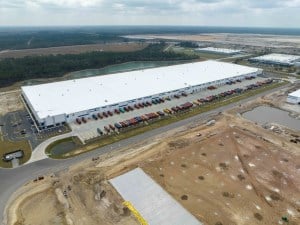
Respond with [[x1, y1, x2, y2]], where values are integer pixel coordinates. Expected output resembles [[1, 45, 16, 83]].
[[21, 61, 263, 130], [249, 53, 300, 66], [287, 89, 300, 105], [195, 47, 242, 55]]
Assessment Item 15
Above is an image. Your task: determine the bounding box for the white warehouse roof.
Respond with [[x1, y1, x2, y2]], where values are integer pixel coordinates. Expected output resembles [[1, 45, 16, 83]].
[[196, 47, 241, 54], [288, 89, 300, 98], [21, 61, 261, 119], [251, 53, 300, 65]]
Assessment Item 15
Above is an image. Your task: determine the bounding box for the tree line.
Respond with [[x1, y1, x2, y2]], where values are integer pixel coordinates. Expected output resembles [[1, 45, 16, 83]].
[[0, 44, 197, 88]]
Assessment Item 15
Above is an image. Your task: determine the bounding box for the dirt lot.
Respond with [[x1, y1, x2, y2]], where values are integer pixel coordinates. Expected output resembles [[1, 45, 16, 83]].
[[0, 42, 147, 59], [0, 90, 23, 116], [5, 99, 300, 225], [141, 117, 300, 225]]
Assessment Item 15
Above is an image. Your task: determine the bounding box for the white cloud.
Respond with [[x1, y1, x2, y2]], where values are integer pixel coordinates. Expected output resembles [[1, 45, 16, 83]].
[[0, 0, 300, 27]]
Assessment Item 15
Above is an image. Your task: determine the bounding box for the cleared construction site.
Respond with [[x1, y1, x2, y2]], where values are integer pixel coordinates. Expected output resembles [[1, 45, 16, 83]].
[[5, 84, 300, 225]]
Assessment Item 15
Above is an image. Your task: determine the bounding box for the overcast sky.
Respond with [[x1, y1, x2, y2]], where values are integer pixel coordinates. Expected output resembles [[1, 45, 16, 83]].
[[0, 0, 300, 27]]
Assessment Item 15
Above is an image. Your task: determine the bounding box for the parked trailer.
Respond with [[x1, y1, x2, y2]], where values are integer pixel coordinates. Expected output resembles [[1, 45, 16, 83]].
[[97, 128, 103, 135], [180, 102, 193, 110], [76, 118, 82, 124]]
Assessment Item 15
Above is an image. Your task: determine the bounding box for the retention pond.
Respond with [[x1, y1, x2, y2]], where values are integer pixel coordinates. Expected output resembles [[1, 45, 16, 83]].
[[49, 139, 78, 157], [243, 105, 300, 131]]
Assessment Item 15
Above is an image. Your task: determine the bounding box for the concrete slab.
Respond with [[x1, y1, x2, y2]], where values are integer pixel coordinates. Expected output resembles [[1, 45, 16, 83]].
[[11, 158, 19, 168], [110, 168, 202, 225]]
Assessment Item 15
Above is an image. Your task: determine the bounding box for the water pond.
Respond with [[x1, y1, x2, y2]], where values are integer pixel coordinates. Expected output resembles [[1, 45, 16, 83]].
[[243, 106, 300, 131]]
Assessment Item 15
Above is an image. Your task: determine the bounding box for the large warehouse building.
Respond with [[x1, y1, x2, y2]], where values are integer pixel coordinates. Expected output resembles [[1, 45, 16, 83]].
[[287, 89, 300, 104], [21, 61, 263, 130], [249, 53, 300, 66]]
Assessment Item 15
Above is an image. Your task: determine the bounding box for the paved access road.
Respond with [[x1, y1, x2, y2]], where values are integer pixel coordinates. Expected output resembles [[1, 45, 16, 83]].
[[0, 83, 288, 225]]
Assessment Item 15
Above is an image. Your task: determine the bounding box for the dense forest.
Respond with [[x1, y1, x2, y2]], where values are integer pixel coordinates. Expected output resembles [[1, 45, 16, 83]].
[[0, 31, 126, 50], [0, 44, 197, 88], [177, 41, 199, 48]]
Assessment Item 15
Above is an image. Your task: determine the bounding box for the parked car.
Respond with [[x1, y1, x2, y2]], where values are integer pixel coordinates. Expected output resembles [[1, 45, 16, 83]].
[[207, 85, 217, 90], [134, 104, 140, 109], [174, 94, 180, 99], [181, 92, 188, 97], [92, 114, 98, 120], [138, 103, 144, 108], [107, 111, 113, 116], [81, 117, 87, 123], [128, 105, 134, 111], [114, 109, 120, 114]]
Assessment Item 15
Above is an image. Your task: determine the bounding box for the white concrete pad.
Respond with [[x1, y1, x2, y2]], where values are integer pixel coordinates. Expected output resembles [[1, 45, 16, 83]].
[[110, 168, 202, 225]]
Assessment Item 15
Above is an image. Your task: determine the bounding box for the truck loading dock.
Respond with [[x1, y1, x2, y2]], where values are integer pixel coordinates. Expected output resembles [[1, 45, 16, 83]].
[[21, 60, 263, 130]]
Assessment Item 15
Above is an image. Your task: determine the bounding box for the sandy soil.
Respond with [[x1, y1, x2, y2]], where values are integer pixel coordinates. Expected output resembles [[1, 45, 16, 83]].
[[0, 43, 147, 59], [4, 92, 300, 225], [0, 90, 23, 116], [141, 117, 300, 225]]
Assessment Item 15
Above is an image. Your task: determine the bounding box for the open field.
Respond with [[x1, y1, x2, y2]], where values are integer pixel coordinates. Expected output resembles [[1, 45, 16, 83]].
[[0, 91, 23, 116], [126, 34, 300, 49], [0, 43, 147, 59]]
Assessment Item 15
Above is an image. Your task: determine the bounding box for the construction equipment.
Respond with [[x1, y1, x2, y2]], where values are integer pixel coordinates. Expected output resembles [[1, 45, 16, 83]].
[[123, 201, 148, 225]]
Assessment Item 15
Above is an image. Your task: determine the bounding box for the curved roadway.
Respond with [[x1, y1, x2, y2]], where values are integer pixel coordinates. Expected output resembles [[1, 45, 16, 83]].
[[0, 84, 287, 225]]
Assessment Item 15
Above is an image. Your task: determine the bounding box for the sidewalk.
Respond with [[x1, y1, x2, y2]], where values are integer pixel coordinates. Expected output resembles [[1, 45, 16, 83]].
[[26, 132, 75, 164]]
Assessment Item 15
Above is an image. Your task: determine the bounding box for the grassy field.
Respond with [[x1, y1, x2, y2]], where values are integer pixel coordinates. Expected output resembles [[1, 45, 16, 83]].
[[46, 81, 287, 159], [0, 138, 32, 168], [0, 43, 148, 59]]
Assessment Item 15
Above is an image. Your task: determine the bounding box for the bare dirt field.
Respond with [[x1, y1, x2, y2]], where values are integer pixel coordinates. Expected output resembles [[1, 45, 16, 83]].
[[4, 94, 300, 225], [0, 42, 147, 59], [126, 34, 300, 49], [0, 90, 23, 116]]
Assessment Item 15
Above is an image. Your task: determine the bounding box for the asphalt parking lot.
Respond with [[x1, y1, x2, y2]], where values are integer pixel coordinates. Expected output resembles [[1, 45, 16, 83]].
[[0, 110, 40, 146], [70, 76, 268, 142], [0, 110, 70, 149]]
